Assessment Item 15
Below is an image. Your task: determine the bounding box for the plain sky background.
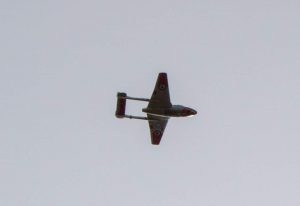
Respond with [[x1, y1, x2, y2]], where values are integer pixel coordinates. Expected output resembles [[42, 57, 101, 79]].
[[1, 0, 300, 205]]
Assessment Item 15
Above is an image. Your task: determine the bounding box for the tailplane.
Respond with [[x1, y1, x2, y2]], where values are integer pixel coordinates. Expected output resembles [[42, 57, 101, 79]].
[[115, 92, 149, 120], [115, 92, 127, 118]]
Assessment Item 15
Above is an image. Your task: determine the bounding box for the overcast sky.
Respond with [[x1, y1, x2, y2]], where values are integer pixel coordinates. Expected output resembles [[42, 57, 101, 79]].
[[1, 0, 300, 205]]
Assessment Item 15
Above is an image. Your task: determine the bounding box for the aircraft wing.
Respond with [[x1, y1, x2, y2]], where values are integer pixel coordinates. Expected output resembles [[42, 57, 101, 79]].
[[147, 73, 172, 109], [147, 114, 169, 145]]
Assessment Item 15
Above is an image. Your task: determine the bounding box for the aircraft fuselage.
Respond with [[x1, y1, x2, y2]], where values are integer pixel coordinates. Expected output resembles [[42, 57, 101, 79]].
[[142, 105, 197, 118]]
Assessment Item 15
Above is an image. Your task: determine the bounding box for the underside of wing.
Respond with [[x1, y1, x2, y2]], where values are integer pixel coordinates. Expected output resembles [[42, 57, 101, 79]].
[[147, 73, 172, 109], [147, 114, 169, 145]]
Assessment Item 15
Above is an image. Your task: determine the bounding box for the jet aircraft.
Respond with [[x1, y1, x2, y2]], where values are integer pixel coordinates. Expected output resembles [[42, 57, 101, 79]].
[[115, 73, 197, 145]]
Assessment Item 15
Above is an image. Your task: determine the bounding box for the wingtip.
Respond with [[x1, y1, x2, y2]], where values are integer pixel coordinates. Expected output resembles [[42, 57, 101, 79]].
[[151, 143, 160, 146], [151, 141, 160, 145]]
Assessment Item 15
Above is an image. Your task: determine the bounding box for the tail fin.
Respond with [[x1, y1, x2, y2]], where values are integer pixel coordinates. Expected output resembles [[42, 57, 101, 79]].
[[115, 92, 127, 118]]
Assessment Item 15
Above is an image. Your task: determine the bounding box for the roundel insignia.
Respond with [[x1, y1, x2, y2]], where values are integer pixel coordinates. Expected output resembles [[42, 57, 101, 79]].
[[159, 84, 166, 90], [153, 130, 161, 136]]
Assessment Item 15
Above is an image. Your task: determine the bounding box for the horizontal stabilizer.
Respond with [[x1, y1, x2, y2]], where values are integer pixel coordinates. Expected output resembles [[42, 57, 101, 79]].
[[115, 92, 127, 118]]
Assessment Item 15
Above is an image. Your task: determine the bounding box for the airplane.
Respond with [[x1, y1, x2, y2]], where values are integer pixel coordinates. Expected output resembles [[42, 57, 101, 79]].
[[115, 73, 197, 145]]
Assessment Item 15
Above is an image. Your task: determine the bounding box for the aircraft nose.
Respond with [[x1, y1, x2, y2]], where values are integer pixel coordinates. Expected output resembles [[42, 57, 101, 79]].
[[182, 107, 197, 116], [191, 109, 197, 115]]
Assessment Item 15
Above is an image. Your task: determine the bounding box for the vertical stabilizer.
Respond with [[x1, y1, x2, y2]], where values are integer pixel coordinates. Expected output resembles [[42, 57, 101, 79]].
[[115, 92, 127, 118]]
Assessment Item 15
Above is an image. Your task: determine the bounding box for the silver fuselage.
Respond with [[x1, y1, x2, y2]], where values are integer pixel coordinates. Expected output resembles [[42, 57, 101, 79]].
[[142, 105, 197, 118]]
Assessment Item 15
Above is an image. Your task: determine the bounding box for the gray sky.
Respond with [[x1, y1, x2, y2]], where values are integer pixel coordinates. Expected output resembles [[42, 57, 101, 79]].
[[1, 0, 300, 205]]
